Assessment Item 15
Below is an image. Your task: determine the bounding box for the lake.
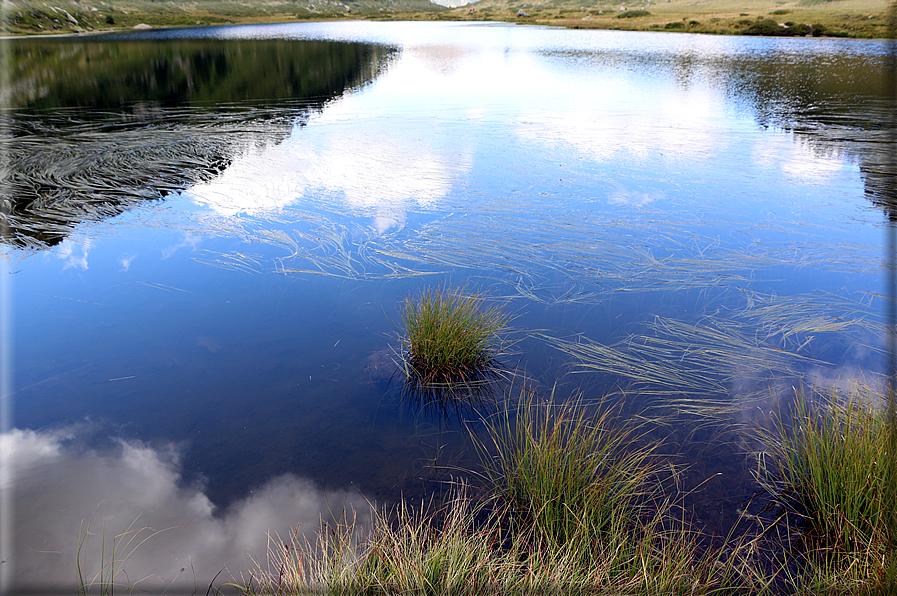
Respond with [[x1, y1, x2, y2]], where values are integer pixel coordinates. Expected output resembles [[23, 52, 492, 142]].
[[2, 20, 894, 592]]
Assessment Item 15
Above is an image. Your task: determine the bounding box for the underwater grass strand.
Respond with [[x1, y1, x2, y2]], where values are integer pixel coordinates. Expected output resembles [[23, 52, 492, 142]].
[[537, 285, 879, 419], [3, 111, 292, 249]]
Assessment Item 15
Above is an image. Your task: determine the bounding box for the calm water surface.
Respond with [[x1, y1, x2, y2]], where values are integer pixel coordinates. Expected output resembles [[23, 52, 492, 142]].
[[2, 21, 894, 590]]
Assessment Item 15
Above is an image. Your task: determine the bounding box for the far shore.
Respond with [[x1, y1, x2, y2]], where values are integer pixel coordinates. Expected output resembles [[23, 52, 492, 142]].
[[2, 0, 894, 39]]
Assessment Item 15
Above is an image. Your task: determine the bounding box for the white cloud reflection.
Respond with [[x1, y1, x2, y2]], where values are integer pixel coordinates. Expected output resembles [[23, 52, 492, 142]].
[[185, 30, 858, 226], [161, 233, 202, 259], [118, 253, 137, 272], [187, 125, 458, 224], [185, 47, 484, 224], [56, 238, 91, 270], [752, 133, 850, 184], [3, 425, 370, 593]]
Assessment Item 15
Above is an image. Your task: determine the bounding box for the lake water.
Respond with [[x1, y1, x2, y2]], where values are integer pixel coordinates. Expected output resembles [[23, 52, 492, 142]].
[[2, 20, 894, 592]]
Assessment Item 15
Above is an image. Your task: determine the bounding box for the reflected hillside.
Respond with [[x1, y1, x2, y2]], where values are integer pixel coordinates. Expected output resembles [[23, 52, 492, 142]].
[[8, 38, 392, 111], [717, 45, 896, 219], [625, 40, 895, 219], [1, 37, 395, 248]]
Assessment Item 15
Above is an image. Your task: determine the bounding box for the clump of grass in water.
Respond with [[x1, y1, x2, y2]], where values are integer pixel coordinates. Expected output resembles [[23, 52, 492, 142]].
[[754, 387, 897, 592], [399, 287, 510, 401], [472, 393, 757, 592], [475, 394, 661, 551], [239, 394, 754, 594]]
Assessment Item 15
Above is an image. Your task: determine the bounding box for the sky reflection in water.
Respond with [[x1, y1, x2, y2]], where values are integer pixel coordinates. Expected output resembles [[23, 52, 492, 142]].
[[3, 21, 893, 591]]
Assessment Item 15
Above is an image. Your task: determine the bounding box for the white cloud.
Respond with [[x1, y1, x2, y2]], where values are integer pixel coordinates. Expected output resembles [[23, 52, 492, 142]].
[[186, 111, 463, 224], [56, 238, 91, 270], [608, 187, 665, 208], [751, 132, 850, 185], [185, 43, 502, 225], [161, 233, 201, 259]]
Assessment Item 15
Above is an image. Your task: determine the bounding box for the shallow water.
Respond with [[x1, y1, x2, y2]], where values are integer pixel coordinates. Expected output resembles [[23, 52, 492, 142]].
[[2, 21, 894, 590]]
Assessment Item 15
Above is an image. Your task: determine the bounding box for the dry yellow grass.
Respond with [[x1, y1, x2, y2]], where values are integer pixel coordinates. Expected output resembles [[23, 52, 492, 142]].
[[446, 0, 893, 38], [5, 0, 892, 37]]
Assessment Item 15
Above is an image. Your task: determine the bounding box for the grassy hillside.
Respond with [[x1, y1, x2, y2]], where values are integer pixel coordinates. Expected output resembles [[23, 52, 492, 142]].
[[1, 0, 892, 39], [2, 0, 445, 35], [443, 0, 893, 38]]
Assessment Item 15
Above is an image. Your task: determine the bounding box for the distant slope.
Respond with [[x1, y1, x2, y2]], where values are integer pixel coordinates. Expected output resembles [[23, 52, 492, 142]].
[[1, 0, 891, 37], [3, 0, 445, 35], [444, 0, 892, 37]]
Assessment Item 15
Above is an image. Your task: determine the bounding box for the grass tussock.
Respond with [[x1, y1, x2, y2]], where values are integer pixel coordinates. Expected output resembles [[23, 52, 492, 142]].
[[475, 395, 662, 551], [238, 394, 754, 595], [399, 287, 510, 391], [754, 387, 897, 592]]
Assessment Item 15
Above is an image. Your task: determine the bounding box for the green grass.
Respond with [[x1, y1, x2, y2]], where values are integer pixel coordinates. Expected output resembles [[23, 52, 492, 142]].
[[236, 393, 754, 594], [753, 387, 897, 592], [474, 394, 662, 551], [399, 287, 510, 390]]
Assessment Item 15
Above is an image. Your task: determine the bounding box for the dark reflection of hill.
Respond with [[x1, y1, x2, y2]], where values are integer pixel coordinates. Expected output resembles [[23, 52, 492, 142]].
[[554, 43, 895, 220], [715, 47, 896, 221], [2, 37, 395, 248]]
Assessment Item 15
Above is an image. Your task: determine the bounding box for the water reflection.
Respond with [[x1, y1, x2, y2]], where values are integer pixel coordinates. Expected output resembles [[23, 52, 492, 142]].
[[8, 37, 393, 114], [3, 424, 371, 592], [187, 102, 462, 222], [2, 36, 394, 248], [3, 22, 895, 592]]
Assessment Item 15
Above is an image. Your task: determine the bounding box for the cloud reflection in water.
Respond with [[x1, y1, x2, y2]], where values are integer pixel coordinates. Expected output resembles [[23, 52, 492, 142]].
[[185, 46, 482, 227], [4, 425, 370, 592]]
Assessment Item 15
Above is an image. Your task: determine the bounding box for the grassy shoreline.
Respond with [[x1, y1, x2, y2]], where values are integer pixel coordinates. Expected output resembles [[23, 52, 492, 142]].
[[211, 385, 897, 594], [2, 0, 893, 38]]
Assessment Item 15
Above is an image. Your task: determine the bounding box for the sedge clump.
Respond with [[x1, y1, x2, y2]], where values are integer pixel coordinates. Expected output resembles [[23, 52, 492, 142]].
[[399, 287, 509, 390]]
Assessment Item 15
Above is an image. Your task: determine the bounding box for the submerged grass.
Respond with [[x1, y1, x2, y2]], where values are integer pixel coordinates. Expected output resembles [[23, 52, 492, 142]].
[[753, 386, 897, 592]]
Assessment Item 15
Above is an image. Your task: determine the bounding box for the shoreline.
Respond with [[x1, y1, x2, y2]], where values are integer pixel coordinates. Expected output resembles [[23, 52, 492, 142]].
[[2, 0, 893, 39], [2, 17, 893, 40]]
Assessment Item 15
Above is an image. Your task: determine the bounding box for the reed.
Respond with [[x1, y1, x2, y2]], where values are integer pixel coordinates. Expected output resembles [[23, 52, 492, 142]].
[[399, 287, 509, 390], [474, 394, 661, 550], [76, 512, 171, 596]]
